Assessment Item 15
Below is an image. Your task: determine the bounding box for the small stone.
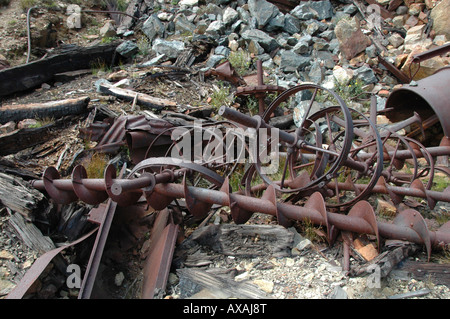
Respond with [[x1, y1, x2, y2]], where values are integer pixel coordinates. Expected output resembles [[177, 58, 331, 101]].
[[235, 271, 249, 282], [253, 279, 274, 293], [99, 20, 116, 38], [0, 121, 16, 134], [388, 33, 404, 48], [18, 119, 38, 129], [329, 286, 348, 299], [0, 250, 13, 260], [107, 70, 128, 82], [115, 272, 125, 286]]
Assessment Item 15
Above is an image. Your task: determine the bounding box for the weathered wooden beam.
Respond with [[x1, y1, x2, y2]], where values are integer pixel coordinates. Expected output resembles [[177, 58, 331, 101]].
[[0, 97, 90, 124], [0, 173, 45, 221], [98, 82, 178, 110], [0, 42, 122, 97]]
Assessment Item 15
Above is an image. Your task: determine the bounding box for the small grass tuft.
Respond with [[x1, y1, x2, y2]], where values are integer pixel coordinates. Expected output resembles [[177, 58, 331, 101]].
[[83, 153, 109, 179]]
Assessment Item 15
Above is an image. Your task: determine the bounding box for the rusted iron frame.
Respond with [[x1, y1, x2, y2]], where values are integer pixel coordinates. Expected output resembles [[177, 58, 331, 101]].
[[378, 55, 411, 84], [219, 106, 368, 174], [236, 60, 286, 115], [408, 44, 450, 80], [151, 182, 450, 248], [6, 227, 99, 299], [141, 208, 178, 299], [326, 180, 450, 205]]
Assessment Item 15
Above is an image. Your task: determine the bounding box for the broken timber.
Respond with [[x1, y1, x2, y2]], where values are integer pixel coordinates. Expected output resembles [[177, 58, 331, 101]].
[[190, 224, 294, 258], [0, 97, 90, 124], [0, 173, 45, 221], [0, 42, 122, 97], [98, 82, 177, 110]]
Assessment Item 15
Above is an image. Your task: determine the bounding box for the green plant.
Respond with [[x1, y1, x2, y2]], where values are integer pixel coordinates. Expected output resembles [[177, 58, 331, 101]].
[[101, 0, 128, 11], [209, 81, 232, 110], [333, 77, 366, 103], [83, 153, 109, 179], [136, 36, 151, 56], [19, 0, 37, 10], [228, 49, 252, 76]]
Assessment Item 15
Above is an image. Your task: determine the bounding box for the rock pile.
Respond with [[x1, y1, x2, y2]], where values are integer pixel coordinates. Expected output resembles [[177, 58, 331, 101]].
[[106, 0, 449, 108]]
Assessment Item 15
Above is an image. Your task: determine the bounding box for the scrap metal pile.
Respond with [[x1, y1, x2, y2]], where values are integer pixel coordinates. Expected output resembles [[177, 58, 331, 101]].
[[9, 62, 450, 299]]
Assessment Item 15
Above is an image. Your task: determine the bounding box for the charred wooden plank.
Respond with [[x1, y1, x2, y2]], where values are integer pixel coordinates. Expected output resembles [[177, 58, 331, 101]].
[[0, 97, 90, 124], [0, 42, 122, 97]]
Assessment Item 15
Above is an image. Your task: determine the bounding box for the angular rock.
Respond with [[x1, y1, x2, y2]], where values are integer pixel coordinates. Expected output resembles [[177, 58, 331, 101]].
[[241, 29, 280, 53], [291, 3, 315, 20], [116, 40, 139, 58], [142, 14, 165, 43], [430, 0, 450, 40], [152, 39, 186, 59], [291, 1, 334, 20], [248, 0, 280, 29], [179, 0, 199, 6], [333, 65, 354, 86], [0, 121, 16, 135], [334, 17, 370, 60], [308, 60, 324, 83], [223, 7, 239, 25], [266, 12, 286, 32], [99, 20, 116, 38], [205, 21, 226, 37], [309, 0, 334, 20], [388, 33, 404, 48], [280, 50, 311, 72], [284, 14, 301, 34], [175, 14, 196, 34], [354, 65, 378, 84], [248, 40, 265, 55]]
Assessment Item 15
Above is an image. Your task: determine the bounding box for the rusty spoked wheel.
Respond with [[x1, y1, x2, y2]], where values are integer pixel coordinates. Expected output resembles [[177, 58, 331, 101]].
[[143, 121, 246, 181], [289, 107, 384, 211], [126, 157, 226, 219], [243, 84, 354, 197]]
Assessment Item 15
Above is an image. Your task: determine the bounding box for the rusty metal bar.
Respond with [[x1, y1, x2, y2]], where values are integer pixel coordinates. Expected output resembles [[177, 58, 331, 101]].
[[151, 182, 450, 249], [412, 43, 450, 64]]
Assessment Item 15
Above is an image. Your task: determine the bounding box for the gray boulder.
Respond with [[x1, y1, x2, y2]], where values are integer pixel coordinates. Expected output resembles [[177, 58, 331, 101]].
[[284, 14, 301, 34], [291, 1, 334, 21], [116, 41, 139, 58], [241, 29, 280, 53], [152, 39, 186, 59], [248, 0, 280, 29], [280, 50, 311, 73], [354, 65, 378, 84], [142, 14, 165, 43]]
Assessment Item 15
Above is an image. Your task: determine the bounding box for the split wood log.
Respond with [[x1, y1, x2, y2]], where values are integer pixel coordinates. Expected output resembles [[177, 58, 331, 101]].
[[8, 212, 55, 253], [98, 82, 178, 110], [348, 241, 419, 278], [0, 96, 90, 125], [0, 173, 45, 221], [176, 268, 269, 299], [190, 224, 294, 258], [0, 42, 122, 97], [391, 260, 450, 287]]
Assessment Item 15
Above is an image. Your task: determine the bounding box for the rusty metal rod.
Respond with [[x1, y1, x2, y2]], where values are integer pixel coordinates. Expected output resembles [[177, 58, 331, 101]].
[[219, 106, 368, 173], [326, 181, 450, 203], [152, 183, 450, 247]]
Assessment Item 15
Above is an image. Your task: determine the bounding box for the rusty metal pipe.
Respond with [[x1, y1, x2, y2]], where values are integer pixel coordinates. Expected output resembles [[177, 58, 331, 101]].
[[358, 145, 450, 161], [152, 182, 450, 247]]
